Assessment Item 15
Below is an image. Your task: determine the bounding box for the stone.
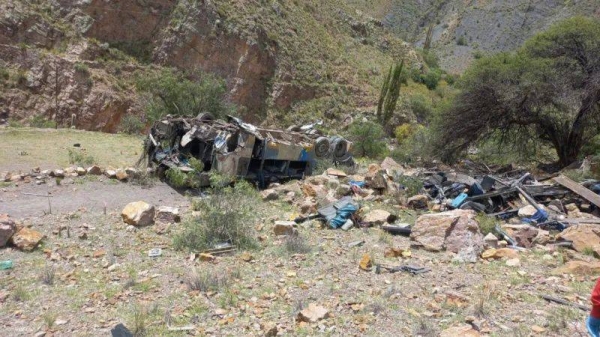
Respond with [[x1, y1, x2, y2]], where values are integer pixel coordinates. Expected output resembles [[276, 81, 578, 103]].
[[199, 253, 216, 262], [325, 168, 347, 177], [363, 209, 392, 226], [335, 184, 351, 197], [297, 303, 329, 323], [504, 225, 539, 248], [518, 205, 541, 218], [0, 214, 16, 248], [440, 324, 481, 337], [261, 189, 279, 201], [384, 247, 411, 258], [76, 167, 86, 176], [411, 210, 484, 256], [105, 169, 117, 178], [155, 206, 180, 224], [274, 221, 296, 235], [11, 227, 44, 251], [380, 157, 403, 172], [240, 252, 253, 262], [552, 260, 600, 276], [359, 253, 372, 271], [481, 248, 519, 260], [483, 233, 498, 249], [115, 169, 128, 181], [87, 165, 102, 175], [407, 194, 429, 209], [298, 199, 317, 215], [51, 169, 65, 178], [365, 171, 387, 190], [65, 167, 76, 174], [556, 224, 600, 253], [121, 201, 155, 226], [505, 258, 521, 267]]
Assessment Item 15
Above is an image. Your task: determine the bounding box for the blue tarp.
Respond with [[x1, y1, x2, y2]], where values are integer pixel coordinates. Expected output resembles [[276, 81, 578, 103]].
[[522, 209, 549, 224], [330, 203, 359, 228]]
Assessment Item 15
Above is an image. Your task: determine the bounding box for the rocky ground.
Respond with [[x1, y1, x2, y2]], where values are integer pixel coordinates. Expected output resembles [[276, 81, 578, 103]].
[[1, 155, 600, 337]]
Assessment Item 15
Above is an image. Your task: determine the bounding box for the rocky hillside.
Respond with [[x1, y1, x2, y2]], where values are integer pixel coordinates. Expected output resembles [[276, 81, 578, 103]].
[[363, 0, 600, 73], [0, 0, 416, 131]]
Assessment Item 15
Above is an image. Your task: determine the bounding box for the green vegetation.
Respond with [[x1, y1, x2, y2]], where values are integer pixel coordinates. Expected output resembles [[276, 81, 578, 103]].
[[436, 17, 600, 167], [119, 114, 145, 135], [173, 175, 258, 252], [30, 115, 57, 129], [136, 68, 233, 122], [67, 148, 95, 166], [377, 60, 404, 125], [165, 158, 205, 188], [347, 121, 387, 159]]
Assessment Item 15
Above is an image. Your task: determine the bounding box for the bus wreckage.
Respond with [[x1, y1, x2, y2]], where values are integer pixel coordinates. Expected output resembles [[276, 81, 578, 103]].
[[142, 114, 354, 186]]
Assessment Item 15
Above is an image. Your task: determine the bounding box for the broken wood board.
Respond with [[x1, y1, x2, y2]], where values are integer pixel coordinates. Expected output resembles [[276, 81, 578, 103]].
[[554, 175, 600, 208]]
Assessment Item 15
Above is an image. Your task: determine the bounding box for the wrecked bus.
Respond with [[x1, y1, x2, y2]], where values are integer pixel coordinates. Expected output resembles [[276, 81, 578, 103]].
[[141, 114, 353, 186]]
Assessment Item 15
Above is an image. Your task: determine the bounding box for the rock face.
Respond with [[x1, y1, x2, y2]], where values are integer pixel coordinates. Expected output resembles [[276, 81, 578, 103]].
[[0, 214, 16, 248], [556, 224, 600, 253], [411, 210, 484, 256], [121, 201, 155, 226], [11, 227, 44, 251]]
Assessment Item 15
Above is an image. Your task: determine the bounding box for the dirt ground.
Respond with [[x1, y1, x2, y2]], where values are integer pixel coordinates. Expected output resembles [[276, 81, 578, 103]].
[[0, 128, 596, 337], [0, 175, 596, 337]]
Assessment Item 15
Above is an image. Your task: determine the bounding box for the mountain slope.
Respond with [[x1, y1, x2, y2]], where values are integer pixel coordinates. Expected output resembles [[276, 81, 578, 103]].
[[0, 0, 415, 131]]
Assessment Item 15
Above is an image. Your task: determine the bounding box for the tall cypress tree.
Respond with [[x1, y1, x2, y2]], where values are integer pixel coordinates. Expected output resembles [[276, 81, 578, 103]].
[[379, 60, 404, 125]]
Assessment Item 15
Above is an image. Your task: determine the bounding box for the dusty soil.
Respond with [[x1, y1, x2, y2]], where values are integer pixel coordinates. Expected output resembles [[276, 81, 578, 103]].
[[0, 175, 595, 337]]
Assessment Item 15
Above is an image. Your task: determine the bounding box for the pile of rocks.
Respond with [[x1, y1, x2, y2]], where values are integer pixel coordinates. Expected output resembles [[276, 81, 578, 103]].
[[121, 201, 180, 234], [2, 165, 149, 186]]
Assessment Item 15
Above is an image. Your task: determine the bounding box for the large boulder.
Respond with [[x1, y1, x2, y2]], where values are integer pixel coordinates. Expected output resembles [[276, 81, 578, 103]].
[[503, 225, 539, 248], [11, 227, 44, 251], [556, 224, 600, 253], [380, 157, 403, 173], [0, 214, 16, 248], [121, 201, 155, 226], [411, 210, 484, 256]]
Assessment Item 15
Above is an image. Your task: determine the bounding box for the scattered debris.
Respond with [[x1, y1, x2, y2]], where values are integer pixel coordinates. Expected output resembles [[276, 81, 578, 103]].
[[0, 260, 13, 270], [148, 248, 162, 257]]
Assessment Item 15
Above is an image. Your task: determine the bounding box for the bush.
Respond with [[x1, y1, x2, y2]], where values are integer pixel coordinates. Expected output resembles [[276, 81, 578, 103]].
[[136, 68, 233, 122], [119, 114, 145, 134], [395, 123, 423, 144], [165, 158, 205, 188], [68, 149, 95, 166], [347, 121, 387, 159], [409, 95, 433, 122], [390, 126, 435, 164], [173, 175, 258, 252], [457, 35, 467, 46], [422, 69, 442, 90], [30, 115, 57, 128]]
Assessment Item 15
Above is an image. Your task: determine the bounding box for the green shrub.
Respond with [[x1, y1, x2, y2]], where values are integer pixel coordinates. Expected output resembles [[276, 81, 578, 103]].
[[119, 114, 145, 135], [409, 95, 433, 121], [165, 158, 205, 188], [347, 121, 387, 159], [30, 115, 57, 128], [173, 175, 259, 252], [136, 68, 233, 122], [476, 214, 496, 236], [391, 126, 435, 164], [422, 69, 442, 90], [457, 35, 467, 46], [67, 149, 95, 166], [74, 62, 89, 74]]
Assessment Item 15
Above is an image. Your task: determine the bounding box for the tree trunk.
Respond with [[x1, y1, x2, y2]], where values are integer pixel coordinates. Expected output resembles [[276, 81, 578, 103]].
[[555, 138, 581, 168]]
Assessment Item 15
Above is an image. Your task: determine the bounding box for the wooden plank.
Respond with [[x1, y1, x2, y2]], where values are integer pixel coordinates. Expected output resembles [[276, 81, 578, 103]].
[[554, 175, 600, 208]]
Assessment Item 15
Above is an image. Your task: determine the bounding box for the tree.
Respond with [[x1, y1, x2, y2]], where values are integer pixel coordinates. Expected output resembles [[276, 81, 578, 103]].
[[348, 121, 387, 158], [136, 68, 233, 122], [436, 17, 600, 167], [377, 60, 404, 125]]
